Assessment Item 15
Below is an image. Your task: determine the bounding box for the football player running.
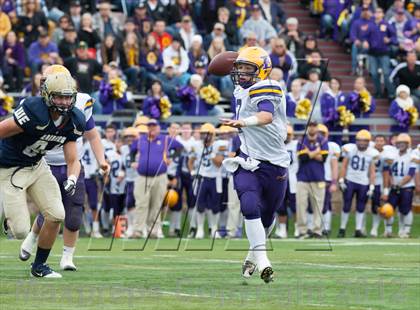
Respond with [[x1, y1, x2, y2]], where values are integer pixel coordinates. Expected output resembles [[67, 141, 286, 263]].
[[19, 65, 109, 271], [338, 130, 378, 238], [0, 72, 84, 278], [221, 46, 289, 283]]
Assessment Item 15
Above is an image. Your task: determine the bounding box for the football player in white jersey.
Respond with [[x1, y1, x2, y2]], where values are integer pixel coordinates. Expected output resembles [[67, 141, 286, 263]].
[[102, 123, 117, 156], [338, 130, 378, 238], [120, 127, 140, 238], [220, 46, 289, 283], [19, 65, 109, 271], [383, 134, 416, 238], [188, 123, 225, 239], [370, 135, 396, 237], [317, 124, 340, 236], [275, 125, 299, 239]]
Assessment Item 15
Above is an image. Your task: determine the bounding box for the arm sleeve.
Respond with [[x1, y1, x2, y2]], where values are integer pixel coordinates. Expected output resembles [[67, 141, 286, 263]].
[[85, 116, 95, 131], [12, 100, 37, 132], [257, 99, 275, 114]]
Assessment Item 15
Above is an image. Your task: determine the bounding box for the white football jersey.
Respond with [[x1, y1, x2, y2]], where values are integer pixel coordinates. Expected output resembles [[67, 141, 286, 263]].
[[213, 139, 229, 177], [375, 145, 398, 187], [233, 79, 290, 167], [120, 144, 137, 182], [102, 139, 116, 157], [108, 150, 126, 194], [81, 141, 98, 178], [191, 142, 220, 178], [285, 139, 299, 193], [342, 143, 379, 185], [167, 139, 182, 177], [45, 93, 94, 166], [176, 136, 197, 174], [389, 150, 417, 188], [324, 141, 340, 182]]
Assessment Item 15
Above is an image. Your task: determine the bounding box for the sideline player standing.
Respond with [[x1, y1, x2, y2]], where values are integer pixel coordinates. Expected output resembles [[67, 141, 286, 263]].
[[221, 46, 289, 283], [0, 73, 85, 277]]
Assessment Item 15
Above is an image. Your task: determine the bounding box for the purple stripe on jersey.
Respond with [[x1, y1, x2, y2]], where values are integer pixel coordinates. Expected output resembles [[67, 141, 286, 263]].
[[257, 100, 274, 114], [85, 116, 95, 131], [408, 167, 416, 177]]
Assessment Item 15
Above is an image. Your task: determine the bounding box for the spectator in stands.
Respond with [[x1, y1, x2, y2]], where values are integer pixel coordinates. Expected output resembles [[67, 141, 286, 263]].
[[299, 50, 331, 81], [389, 50, 420, 105], [0, 4, 11, 43], [351, 0, 376, 21], [142, 80, 173, 118], [239, 31, 258, 51], [207, 36, 226, 60], [367, 7, 397, 99], [78, 13, 101, 51], [99, 68, 128, 114], [2, 30, 25, 91], [151, 19, 172, 52], [21, 71, 42, 97], [140, 18, 153, 39], [179, 15, 196, 51], [99, 34, 126, 68], [133, 4, 148, 31], [296, 35, 320, 60], [258, 0, 286, 32], [69, 0, 82, 30], [52, 14, 72, 44], [403, 5, 420, 43], [122, 18, 141, 42], [122, 32, 140, 90], [346, 77, 376, 142], [269, 67, 287, 91], [64, 41, 103, 94], [131, 118, 183, 239], [296, 121, 328, 239], [216, 7, 240, 50], [302, 68, 328, 121], [144, 0, 168, 22], [280, 17, 304, 56], [320, 0, 351, 40], [187, 35, 208, 74], [350, 6, 375, 75], [240, 4, 277, 48], [162, 35, 190, 84], [385, 0, 412, 21], [286, 79, 305, 118], [270, 37, 296, 83], [1, 1, 14, 14], [19, 0, 49, 47], [158, 63, 184, 104], [58, 26, 78, 61], [167, 0, 194, 28], [389, 84, 418, 133], [28, 30, 61, 74], [201, 0, 226, 33], [321, 77, 347, 145], [204, 22, 230, 51], [139, 33, 163, 90], [93, 1, 121, 40]]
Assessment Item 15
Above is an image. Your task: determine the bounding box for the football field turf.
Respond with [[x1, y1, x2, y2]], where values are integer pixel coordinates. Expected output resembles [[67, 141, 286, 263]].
[[1, 217, 419, 310]]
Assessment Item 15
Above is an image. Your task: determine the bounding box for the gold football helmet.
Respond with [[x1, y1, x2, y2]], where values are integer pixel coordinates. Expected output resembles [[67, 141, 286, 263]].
[[42, 72, 77, 115]]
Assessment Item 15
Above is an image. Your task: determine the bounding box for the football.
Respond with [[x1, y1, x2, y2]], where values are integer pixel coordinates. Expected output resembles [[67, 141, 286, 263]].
[[207, 51, 239, 76]]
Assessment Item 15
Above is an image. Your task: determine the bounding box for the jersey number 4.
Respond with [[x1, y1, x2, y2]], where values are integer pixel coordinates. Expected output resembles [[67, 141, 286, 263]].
[[23, 140, 49, 157], [391, 162, 405, 177]]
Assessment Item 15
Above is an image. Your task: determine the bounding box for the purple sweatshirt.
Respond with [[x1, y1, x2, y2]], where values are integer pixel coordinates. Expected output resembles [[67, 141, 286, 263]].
[[27, 41, 58, 66], [3, 41, 26, 68]]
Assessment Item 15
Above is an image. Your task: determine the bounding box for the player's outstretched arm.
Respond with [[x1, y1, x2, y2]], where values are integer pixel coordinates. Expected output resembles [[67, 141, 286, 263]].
[[64, 141, 81, 179], [0, 118, 23, 139], [84, 128, 110, 175], [220, 111, 273, 128]]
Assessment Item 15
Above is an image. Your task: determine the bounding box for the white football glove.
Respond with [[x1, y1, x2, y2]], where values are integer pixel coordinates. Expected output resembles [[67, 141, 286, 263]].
[[367, 184, 375, 198], [339, 178, 347, 192], [63, 175, 77, 196]]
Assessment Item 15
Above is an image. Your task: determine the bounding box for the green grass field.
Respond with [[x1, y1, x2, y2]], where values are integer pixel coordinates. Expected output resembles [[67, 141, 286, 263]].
[[1, 215, 419, 310]]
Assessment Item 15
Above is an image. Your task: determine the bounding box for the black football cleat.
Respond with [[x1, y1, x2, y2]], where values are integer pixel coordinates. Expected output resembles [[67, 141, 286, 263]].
[[31, 263, 62, 278], [337, 229, 346, 238], [354, 230, 367, 238], [260, 266, 274, 284]]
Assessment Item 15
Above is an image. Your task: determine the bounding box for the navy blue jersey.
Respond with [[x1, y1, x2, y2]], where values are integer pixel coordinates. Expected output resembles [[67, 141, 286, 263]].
[[0, 97, 86, 168]]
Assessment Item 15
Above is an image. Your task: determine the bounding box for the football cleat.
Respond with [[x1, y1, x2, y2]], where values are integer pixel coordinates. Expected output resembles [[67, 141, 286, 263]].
[[60, 256, 77, 271], [242, 260, 256, 279], [260, 266, 274, 284], [91, 231, 103, 239], [188, 227, 196, 239], [337, 229, 346, 238], [354, 230, 367, 238], [370, 228, 378, 238], [195, 228, 204, 239], [3, 218, 9, 236], [31, 263, 62, 278]]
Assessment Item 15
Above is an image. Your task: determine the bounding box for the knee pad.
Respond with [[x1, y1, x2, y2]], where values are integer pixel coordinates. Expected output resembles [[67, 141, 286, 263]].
[[239, 191, 260, 220], [64, 205, 83, 232], [44, 204, 65, 222]]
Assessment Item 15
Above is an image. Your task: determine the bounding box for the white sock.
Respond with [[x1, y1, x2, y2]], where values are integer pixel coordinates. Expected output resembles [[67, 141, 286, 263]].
[[398, 212, 404, 234], [127, 208, 135, 228], [372, 214, 380, 231], [189, 207, 197, 229], [307, 212, 314, 230], [196, 212, 205, 232], [404, 211, 413, 234], [63, 246, 75, 258], [340, 211, 349, 230], [355, 212, 364, 231], [211, 213, 220, 234], [174, 211, 182, 230], [361, 212, 367, 234], [219, 209, 228, 228], [22, 231, 38, 253], [385, 217, 394, 234], [244, 218, 270, 270], [323, 210, 332, 231], [101, 211, 110, 230], [279, 223, 287, 236], [294, 222, 299, 237], [92, 221, 100, 233]]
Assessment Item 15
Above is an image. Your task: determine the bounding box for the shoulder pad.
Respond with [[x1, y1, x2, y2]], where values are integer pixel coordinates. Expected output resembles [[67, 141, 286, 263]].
[[22, 97, 49, 124], [70, 108, 86, 134], [342, 143, 355, 153], [249, 80, 284, 99]]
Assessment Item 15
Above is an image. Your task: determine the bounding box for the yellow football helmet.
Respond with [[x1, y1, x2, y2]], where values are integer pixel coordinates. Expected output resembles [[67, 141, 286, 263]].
[[200, 123, 216, 134], [379, 203, 394, 219], [218, 125, 233, 134], [42, 72, 77, 114], [356, 129, 371, 141], [122, 127, 139, 138], [43, 64, 71, 77], [317, 124, 329, 136], [396, 133, 411, 146], [134, 116, 150, 127], [137, 125, 148, 133], [231, 46, 272, 87]]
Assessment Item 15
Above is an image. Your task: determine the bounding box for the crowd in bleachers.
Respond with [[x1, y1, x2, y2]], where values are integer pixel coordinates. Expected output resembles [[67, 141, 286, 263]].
[[0, 0, 419, 135]]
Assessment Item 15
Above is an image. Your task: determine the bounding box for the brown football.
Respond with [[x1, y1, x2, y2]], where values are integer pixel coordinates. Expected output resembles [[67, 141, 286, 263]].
[[208, 51, 239, 76]]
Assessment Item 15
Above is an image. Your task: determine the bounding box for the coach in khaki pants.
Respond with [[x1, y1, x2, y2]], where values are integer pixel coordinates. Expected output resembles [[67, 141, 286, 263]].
[[296, 122, 329, 238], [131, 119, 183, 238]]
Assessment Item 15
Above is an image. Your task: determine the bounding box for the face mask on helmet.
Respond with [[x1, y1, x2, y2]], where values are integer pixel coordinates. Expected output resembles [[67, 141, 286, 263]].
[[42, 73, 77, 115], [231, 62, 259, 89], [396, 142, 409, 152], [356, 139, 370, 151]]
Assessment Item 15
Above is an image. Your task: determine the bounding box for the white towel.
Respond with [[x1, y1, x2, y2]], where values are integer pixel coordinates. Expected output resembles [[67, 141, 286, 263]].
[[222, 157, 261, 173]]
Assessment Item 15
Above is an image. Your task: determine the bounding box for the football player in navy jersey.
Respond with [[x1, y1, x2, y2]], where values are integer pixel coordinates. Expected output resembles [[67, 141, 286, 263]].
[[0, 72, 85, 278]]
